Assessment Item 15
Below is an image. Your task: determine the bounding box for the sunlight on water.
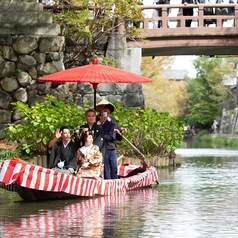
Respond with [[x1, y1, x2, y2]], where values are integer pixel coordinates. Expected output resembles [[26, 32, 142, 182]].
[[0, 146, 238, 237]]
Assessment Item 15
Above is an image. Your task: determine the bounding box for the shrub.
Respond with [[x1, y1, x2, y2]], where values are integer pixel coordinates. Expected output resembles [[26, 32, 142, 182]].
[[6, 96, 185, 158], [226, 137, 238, 147], [194, 132, 238, 149], [6, 96, 87, 155], [0, 150, 20, 161], [112, 102, 185, 157], [213, 136, 228, 147]]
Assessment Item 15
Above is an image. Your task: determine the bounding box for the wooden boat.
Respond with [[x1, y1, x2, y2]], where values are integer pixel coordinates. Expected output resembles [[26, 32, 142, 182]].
[[0, 158, 159, 201]]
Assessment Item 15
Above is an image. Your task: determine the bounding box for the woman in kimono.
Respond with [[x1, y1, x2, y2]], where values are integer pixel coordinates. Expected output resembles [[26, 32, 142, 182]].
[[48, 126, 78, 175], [76, 131, 103, 178]]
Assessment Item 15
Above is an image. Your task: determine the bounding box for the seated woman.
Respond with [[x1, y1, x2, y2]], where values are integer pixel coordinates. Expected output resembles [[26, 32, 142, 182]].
[[76, 131, 103, 178]]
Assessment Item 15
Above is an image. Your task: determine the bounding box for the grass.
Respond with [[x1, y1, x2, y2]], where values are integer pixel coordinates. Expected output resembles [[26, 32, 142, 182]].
[[194, 130, 238, 149], [0, 150, 20, 161]]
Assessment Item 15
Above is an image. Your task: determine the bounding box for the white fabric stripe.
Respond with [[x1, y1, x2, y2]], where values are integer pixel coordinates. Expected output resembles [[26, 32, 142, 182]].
[[70, 175, 77, 194], [29, 165, 39, 188], [21, 164, 31, 187], [46, 168, 55, 190], [0, 160, 9, 181], [39, 167, 46, 190], [8, 162, 22, 184], [58, 173, 68, 191], [65, 174, 72, 193], [53, 172, 61, 191]]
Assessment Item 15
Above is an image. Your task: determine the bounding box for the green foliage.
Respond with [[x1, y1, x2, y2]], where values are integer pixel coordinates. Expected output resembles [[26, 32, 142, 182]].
[[101, 57, 120, 68], [52, 0, 144, 66], [5, 96, 184, 158], [6, 96, 86, 155], [184, 57, 229, 128], [226, 137, 238, 147], [195, 131, 238, 148], [112, 102, 185, 157], [0, 150, 20, 161]]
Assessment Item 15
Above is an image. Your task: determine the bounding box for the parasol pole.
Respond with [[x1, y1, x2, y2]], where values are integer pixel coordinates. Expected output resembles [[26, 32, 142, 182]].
[[116, 131, 148, 168], [92, 83, 98, 109]]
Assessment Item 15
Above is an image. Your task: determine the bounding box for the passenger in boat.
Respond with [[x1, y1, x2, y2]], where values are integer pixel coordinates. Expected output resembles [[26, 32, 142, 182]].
[[48, 126, 78, 175], [76, 131, 103, 178], [74, 108, 105, 158]]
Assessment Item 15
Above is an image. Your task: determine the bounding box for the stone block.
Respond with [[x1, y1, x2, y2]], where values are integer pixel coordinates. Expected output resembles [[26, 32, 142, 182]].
[[0, 35, 12, 45], [0, 12, 52, 24], [0, 23, 60, 35], [1, 2, 43, 13]]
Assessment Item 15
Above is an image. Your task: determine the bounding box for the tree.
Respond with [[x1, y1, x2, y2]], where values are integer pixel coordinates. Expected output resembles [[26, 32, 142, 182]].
[[183, 56, 234, 128], [51, 0, 144, 67], [141, 56, 187, 118], [141, 56, 174, 80]]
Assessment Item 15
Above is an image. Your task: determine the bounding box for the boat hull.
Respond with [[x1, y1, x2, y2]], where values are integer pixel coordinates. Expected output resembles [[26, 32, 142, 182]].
[[14, 184, 82, 201], [0, 158, 159, 201]]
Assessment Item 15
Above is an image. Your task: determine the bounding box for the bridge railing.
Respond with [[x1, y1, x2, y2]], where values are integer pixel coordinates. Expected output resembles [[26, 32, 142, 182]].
[[137, 4, 238, 29], [42, 3, 238, 32]]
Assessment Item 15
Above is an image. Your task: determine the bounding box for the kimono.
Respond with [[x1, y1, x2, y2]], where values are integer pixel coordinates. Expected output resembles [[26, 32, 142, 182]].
[[76, 144, 103, 178], [75, 122, 105, 158], [48, 140, 78, 173]]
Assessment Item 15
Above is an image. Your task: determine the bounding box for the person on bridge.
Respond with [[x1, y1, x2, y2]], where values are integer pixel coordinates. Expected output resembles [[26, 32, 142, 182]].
[[182, 0, 195, 27], [201, 0, 215, 27], [156, 0, 170, 28], [228, 0, 234, 16]]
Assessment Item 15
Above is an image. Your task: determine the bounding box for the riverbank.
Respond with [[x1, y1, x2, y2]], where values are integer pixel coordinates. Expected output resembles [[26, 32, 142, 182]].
[[0, 140, 182, 169], [194, 131, 238, 148]]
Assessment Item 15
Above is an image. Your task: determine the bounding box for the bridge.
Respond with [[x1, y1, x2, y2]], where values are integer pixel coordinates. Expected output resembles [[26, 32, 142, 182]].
[[126, 4, 238, 57]]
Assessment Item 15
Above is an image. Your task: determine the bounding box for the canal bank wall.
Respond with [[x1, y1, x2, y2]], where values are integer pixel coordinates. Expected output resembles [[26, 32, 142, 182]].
[[118, 155, 182, 168], [0, 154, 182, 170]]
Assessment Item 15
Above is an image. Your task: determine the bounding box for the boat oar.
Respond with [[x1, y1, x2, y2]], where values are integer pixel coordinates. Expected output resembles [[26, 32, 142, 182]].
[[116, 131, 148, 168]]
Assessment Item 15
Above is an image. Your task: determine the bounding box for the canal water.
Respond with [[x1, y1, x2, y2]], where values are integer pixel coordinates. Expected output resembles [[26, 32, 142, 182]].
[[0, 140, 237, 237]]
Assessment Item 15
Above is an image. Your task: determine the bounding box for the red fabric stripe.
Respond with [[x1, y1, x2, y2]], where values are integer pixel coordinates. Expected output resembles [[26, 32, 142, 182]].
[[25, 165, 34, 188], [42, 168, 52, 191], [119, 163, 127, 176], [34, 166, 43, 189]]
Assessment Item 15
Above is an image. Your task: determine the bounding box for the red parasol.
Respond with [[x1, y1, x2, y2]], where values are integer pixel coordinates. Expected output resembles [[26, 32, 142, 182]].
[[38, 59, 152, 108]]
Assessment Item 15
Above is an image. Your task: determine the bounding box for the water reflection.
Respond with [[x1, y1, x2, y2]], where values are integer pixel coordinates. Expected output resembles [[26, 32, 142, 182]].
[[1, 140, 238, 237], [0, 188, 158, 238]]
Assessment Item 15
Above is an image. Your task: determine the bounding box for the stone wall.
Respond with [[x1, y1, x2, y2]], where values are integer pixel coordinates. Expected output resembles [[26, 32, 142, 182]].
[[0, 0, 65, 139], [219, 107, 238, 134], [0, 0, 145, 140]]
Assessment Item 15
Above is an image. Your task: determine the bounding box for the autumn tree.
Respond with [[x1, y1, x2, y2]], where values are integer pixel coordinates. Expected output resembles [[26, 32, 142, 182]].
[[141, 56, 187, 118], [50, 0, 144, 67]]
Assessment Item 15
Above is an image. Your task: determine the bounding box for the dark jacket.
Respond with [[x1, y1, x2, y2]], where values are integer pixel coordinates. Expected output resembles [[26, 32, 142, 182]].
[[48, 140, 77, 170], [109, 117, 123, 142], [101, 120, 116, 150]]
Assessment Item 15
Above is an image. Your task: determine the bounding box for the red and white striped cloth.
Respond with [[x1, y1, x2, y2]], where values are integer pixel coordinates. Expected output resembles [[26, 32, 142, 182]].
[[0, 158, 159, 197], [118, 163, 142, 177]]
